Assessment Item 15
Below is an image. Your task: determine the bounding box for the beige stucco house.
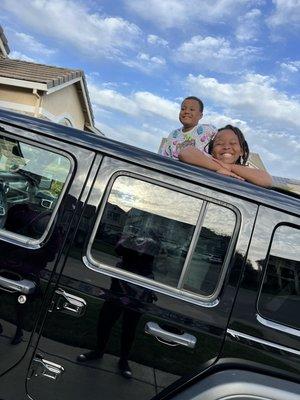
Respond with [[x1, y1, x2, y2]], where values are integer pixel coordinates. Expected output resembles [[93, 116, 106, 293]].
[[0, 25, 101, 134]]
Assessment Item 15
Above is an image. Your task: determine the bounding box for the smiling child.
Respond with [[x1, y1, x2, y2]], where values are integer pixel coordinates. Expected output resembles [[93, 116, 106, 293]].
[[159, 96, 217, 159], [179, 125, 272, 187]]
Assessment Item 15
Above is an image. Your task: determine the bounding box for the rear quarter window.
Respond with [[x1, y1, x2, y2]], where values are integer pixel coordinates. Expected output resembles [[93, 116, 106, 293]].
[[258, 225, 300, 330]]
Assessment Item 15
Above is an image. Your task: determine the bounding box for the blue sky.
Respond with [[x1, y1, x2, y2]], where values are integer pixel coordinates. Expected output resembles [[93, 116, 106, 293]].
[[0, 0, 299, 179]]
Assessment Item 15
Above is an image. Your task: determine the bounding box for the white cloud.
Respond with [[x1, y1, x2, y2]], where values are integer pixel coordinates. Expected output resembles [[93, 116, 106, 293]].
[[1, 0, 142, 59], [14, 32, 55, 56], [268, 0, 300, 28], [235, 8, 262, 42], [124, 0, 188, 28], [88, 80, 178, 121], [133, 91, 178, 120], [147, 34, 168, 47], [124, 0, 262, 28], [280, 60, 300, 73], [122, 52, 166, 73], [88, 85, 140, 116], [185, 73, 300, 129], [175, 35, 259, 73], [9, 50, 37, 62], [137, 53, 166, 65], [95, 120, 164, 152]]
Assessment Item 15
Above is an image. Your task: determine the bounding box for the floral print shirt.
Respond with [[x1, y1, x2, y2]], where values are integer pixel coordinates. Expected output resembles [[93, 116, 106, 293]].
[[159, 124, 217, 159]]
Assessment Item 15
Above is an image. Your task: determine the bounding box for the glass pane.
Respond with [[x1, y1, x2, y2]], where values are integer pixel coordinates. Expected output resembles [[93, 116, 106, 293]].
[[0, 135, 70, 239], [91, 176, 203, 288], [182, 204, 236, 296], [258, 225, 300, 330]]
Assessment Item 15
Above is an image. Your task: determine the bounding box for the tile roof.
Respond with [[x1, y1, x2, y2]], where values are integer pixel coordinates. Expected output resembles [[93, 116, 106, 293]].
[[0, 57, 94, 125], [0, 57, 82, 88]]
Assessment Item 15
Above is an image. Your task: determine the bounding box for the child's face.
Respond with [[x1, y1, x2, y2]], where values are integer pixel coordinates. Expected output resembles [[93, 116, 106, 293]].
[[212, 129, 243, 164], [179, 99, 202, 131]]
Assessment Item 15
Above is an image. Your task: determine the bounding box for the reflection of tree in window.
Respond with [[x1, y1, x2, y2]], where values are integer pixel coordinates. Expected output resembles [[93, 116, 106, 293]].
[[91, 177, 203, 289]]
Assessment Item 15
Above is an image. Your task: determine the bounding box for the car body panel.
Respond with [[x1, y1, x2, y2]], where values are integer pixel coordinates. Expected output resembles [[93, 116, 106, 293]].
[[0, 109, 298, 400]]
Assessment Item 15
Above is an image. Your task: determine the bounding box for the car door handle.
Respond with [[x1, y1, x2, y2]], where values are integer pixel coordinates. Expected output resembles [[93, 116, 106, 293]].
[[53, 288, 87, 317], [145, 321, 196, 349], [0, 275, 36, 294]]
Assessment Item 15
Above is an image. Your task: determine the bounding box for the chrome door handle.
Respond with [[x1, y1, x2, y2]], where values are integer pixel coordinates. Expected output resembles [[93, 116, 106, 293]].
[[145, 321, 197, 349], [54, 288, 86, 317], [0, 275, 36, 294], [30, 356, 64, 381]]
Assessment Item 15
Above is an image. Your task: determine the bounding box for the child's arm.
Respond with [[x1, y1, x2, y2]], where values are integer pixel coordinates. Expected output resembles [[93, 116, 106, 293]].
[[179, 147, 272, 187], [179, 147, 243, 180], [230, 164, 273, 187]]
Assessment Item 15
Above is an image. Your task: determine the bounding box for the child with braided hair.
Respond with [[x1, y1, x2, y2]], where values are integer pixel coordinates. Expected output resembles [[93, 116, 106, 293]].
[[179, 125, 272, 188]]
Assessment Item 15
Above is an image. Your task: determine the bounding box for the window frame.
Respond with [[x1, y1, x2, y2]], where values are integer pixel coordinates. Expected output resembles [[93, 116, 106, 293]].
[[85, 170, 241, 306], [0, 131, 74, 249], [257, 222, 300, 334]]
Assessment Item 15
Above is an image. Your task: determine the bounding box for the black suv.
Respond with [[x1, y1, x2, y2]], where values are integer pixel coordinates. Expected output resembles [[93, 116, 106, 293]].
[[0, 109, 299, 400]]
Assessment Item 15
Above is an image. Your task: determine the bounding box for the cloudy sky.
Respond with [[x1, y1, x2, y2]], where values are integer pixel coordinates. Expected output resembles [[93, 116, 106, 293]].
[[1, 0, 299, 179]]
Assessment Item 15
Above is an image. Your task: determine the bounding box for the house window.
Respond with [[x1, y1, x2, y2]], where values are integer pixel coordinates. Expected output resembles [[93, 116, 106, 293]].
[[258, 225, 300, 330], [90, 176, 236, 299], [0, 135, 71, 240]]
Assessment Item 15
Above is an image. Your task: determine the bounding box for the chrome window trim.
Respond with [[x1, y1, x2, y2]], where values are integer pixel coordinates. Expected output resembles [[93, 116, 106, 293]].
[[83, 255, 219, 308], [0, 132, 74, 249], [257, 223, 300, 335], [86, 170, 240, 305], [227, 328, 300, 356], [177, 201, 208, 288], [257, 314, 300, 338]]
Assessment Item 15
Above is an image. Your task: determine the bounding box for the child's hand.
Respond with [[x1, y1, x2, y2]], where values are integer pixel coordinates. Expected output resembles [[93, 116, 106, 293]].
[[216, 167, 245, 180], [212, 158, 231, 171]]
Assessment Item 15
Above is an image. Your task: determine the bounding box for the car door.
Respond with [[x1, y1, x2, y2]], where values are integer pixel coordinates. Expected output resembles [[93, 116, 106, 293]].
[[26, 156, 258, 400], [223, 205, 300, 379], [0, 121, 97, 399]]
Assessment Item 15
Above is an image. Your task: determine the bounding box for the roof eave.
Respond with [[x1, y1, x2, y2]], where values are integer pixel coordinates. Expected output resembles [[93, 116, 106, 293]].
[[0, 76, 47, 91], [77, 77, 94, 128]]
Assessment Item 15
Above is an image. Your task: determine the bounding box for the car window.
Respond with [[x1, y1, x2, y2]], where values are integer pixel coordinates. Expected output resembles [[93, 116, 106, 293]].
[[0, 135, 71, 240], [258, 225, 300, 330], [90, 175, 237, 299], [182, 203, 236, 296]]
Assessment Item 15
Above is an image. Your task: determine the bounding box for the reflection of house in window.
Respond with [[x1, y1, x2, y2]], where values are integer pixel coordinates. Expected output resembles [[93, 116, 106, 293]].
[[266, 255, 299, 295], [259, 254, 300, 330], [96, 203, 126, 244], [198, 226, 229, 257], [124, 207, 194, 253]]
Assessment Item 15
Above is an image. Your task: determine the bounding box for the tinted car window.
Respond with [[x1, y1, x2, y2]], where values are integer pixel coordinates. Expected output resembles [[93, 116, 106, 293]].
[[90, 176, 236, 298], [182, 203, 236, 296], [0, 135, 70, 239], [258, 225, 300, 330]]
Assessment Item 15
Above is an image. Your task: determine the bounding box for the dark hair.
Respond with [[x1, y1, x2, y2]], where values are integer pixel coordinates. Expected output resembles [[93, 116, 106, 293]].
[[207, 124, 249, 165], [182, 96, 204, 112]]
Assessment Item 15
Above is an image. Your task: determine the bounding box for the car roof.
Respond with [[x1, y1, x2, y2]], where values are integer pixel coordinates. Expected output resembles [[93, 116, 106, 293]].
[[0, 109, 299, 218]]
